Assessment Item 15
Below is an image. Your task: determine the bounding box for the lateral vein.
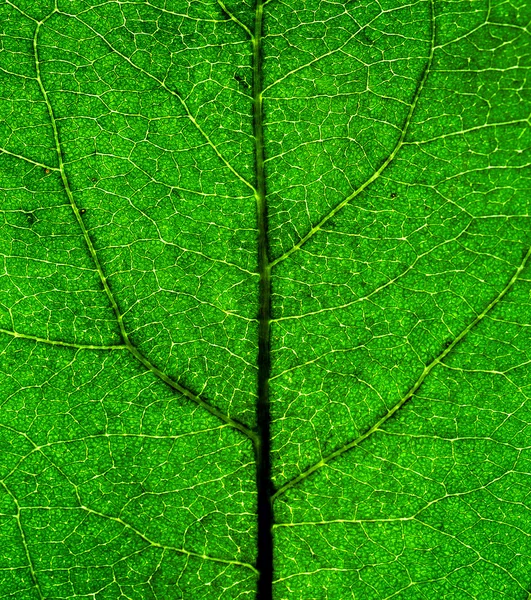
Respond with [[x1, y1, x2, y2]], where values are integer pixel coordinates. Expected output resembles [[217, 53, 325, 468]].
[[1, 482, 44, 599], [0, 328, 127, 351], [0, 147, 59, 172], [64, 12, 257, 195], [270, 0, 436, 269], [272, 241, 531, 501], [32, 20, 257, 445], [218, 0, 254, 39], [77, 504, 260, 574]]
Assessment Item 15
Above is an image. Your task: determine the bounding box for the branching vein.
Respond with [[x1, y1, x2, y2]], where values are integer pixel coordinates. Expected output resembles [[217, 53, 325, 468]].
[[63, 11, 257, 195], [270, 0, 436, 269], [32, 18, 257, 445], [272, 241, 531, 500]]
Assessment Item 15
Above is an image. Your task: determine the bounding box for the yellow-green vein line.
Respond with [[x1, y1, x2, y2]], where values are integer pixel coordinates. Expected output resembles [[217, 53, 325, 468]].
[[217, 0, 254, 39], [1, 482, 44, 600], [14, 437, 258, 577], [125, 343, 258, 442], [32, 21, 257, 445], [0, 147, 59, 172], [0, 328, 127, 350], [269, 0, 436, 269], [78, 503, 259, 575], [273, 241, 531, 501], [64, 12, 257, 195]]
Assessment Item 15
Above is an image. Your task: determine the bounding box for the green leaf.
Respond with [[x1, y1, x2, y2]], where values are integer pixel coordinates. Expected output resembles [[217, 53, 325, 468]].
[[1, 0, 530, 598]]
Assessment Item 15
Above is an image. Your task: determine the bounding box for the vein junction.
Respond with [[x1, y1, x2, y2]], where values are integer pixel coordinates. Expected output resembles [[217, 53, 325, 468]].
[[3, 0, 529, 596]]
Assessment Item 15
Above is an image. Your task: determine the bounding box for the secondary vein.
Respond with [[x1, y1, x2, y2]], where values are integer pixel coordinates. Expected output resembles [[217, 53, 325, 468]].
[[77, 503, 260, 574], [272, 241, 531, 501], [269, 0, 436, 270], [1, 482, 44, 600], [32, 19, 257, 445], [0, 147, 59, 172], [0, 328, 127, 351], [64, 11, 257, 196]]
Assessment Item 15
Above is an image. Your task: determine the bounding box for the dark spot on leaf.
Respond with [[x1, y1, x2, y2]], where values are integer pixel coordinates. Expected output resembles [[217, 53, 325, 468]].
[[44, 168, 50, 175], [25, 211, 36, 226], [390, 192, 397, 198], [79, 209, 86, 215], [234, 73, 250, 89], [358, 30, 373, 45]]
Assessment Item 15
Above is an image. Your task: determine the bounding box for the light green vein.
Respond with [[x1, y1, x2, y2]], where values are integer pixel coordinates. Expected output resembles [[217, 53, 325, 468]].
[[274, 469, 523, 529], [62, 11, 257, 195], [272, 241, 531, 500], [38, 427, 229, 448], [1, 482, 44, 600], [6, 437, 258, 577], [270, 229, 469, 324], [77, 1, 222, 24], [77, 503, 259, 575], [5, 0, 35, 23], [0, 328, 127, 351], [273, 517, 414, 528], [32, 20, 257, 445], [217, 0, 254, 39], [272, 516, 527, 593], [269, 0, 436, 269], [403, 118, 530, 147], [261, 1, 419, 95], [0, 147, 59, 172]]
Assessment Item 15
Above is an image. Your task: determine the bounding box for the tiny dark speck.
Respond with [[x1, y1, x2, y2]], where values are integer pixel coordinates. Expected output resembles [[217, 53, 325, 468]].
[[390, 192, 397, 198], [79, 209, 86, 215], [234, 73, 250, 89]]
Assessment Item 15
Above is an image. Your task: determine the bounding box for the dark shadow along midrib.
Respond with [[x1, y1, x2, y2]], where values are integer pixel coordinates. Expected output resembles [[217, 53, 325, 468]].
[[252, 0, 274, 598]]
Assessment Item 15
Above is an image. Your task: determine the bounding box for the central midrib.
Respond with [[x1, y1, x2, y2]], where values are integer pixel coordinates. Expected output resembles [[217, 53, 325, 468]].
[[252, 0, 274, 597]]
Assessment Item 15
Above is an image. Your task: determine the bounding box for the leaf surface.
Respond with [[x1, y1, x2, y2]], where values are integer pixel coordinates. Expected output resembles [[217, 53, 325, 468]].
[[1, 0, 531, 598]]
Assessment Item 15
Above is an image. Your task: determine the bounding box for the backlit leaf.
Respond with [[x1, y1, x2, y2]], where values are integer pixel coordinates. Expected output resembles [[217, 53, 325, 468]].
[[1, 0, 530, 598]]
